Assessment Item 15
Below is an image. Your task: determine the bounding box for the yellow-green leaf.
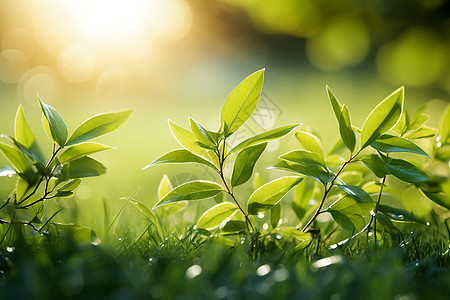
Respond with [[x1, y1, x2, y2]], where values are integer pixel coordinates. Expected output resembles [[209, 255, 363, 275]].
[[360, 87, 404, 149]]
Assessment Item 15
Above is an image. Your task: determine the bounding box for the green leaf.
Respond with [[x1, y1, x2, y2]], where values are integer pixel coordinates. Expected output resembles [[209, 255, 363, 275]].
[[189, 118, 216, 147], [385, 158, 429, 183], [377, 204, 426, 224], [408, 113, 430, 131], [272, 160, 333, 184], [420, 190, 450, 210], [370, 134, 430, 157], [339, 105, 356, 153], [440, 104, 450, 144], [360, 87, 404, 149], [294, 131, 325, 165], [0, 141, 32, 173], [336, 184, 374, 204], [14, 105, 34, 148], [280, 149, 326, 169], [157, 174, 173, 200], [247, 176, 303, 215], [403, 126, 437, 139], [64, 156, 106, 178], [53, 191, 74, 198], [392, 110, 408, 135], [327, 195, 371, 231], [59, 142, 113, 163], [8, 136, 45, 166], [142, 149, 218, 171], [196, 202, 239, 230], [221, 69, 265, 136], [66, 110, 132, 146], [362, 154, 388, 178], [275, 227, 310, 240], [326, 86, 343, 121], [168, 120, 220, 167], [222, 220, 247, 233], [58, 179, 81, 192], [231, 143, 266, 187], [155, 175, 188, 214], [270, 203, 281, 229], [153, 180, 224, 209], [38, 96, 68, 147], [228, 123, 301, 154]]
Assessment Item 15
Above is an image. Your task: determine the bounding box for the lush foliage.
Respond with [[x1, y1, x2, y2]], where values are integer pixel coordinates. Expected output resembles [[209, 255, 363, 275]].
[[1, 71, 450, 299], [144, 69, 450, 251], [0, 97, 131, 238]]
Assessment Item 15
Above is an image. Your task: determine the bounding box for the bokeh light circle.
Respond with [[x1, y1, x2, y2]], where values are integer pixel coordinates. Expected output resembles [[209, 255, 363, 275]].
[[376, 27, 448, 87], [57, 44, 96, 83], [306, 17, 370, 71], [17, 66, 61, 107], [0, 50, 29, 84]]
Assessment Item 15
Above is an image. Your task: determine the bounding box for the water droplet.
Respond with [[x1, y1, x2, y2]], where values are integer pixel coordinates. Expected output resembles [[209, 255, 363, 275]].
[[186, 265, 202, 279], [370, 210, 376, 216], [258, 212, 265, 219], [368, 232, 373, 237], [426, 222, 430, 226], [6, 247, 14, 253], [262, 223, 269, 230], [330, 244, 338, 250], [118, 238, 123, 241], [275, 234, 282, 240], [437, 142, 442, 147], [256, 264, 271, 276]]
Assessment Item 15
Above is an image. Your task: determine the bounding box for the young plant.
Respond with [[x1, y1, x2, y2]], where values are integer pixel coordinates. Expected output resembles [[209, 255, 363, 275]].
[[0, 96, 131, 236], [276, 86, 449, 245], [143, 69, 302, 234]]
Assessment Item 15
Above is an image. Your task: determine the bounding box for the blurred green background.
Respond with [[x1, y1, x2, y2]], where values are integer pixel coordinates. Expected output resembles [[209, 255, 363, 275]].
[[1, 0, 449, 229]]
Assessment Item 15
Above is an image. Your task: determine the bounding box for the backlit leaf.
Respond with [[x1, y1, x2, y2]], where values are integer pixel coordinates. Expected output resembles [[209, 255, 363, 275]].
[[440, 104, 450, 144], [142, 149, 218, 171], [38, 96, 68, 147], [294, 131, 325, 165], [370, 134, 430, 157], [64, 156, 106, 178], [58, 179, 81, 192], [377, 204, 426, 224], [326, 86, 343, 121], [336, 184, 374, 204], [168, 120, 220, 167], [247, 176, 303, 215], [327, 195, 371, 231], [385, 158, 429, 183], [153, 180, 224, 209], [362, 154, 388, 178], [196, 202, 239, 230], [231, 143, 266, 187], [273, 160, 333, 184], [339, 105, 356, 153], [403, 126, 437, 139], [0, 141, 31, 173], [14, 105, 34, 148], [360, 87, 404, 149], [59, 142, 113, 163], [228, 123, 300, 154], [189, 118, 216, 147], [221, 69, 264, 136], [66, 110, 132, 146]]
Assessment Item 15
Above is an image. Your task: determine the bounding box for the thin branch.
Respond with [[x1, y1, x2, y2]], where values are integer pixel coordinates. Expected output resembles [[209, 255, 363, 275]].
[[302, 150, 361, 232]]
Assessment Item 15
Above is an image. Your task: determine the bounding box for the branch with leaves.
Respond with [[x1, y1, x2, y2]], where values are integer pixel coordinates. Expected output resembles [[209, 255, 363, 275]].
[[0, 96, 131, 237]]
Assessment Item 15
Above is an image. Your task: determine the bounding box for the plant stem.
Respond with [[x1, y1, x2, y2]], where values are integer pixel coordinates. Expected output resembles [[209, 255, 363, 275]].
[[217, 138, 254, 232], [367, 175, 387, 245], [302, 151, 360, 232], [17, 145, 61, 206]]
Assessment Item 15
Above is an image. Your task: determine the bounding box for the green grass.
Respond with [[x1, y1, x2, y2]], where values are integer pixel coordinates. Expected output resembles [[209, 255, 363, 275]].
[[1, 219, 450, 300]]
